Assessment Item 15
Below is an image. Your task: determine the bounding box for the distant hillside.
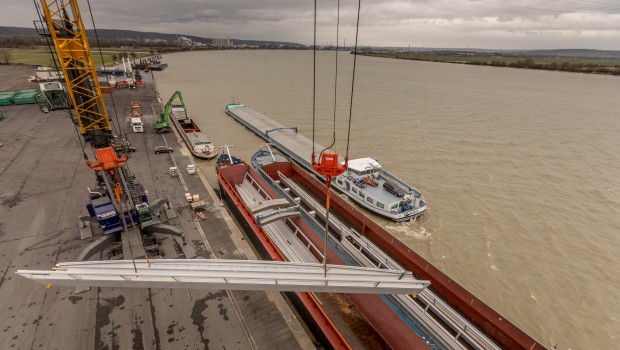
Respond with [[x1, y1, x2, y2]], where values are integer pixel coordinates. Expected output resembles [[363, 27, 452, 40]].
[[0, 26, 37, 36], [0, 26, 306, 48], [522, 49, 620, 59], [373, 46, 620, 59]]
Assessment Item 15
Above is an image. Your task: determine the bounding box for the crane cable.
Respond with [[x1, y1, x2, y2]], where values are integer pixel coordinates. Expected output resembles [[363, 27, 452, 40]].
[[321, 0, 340, 278], [311, 0, 317, 159], [319, 0, 341, 159], [311, 0, 362, 277], [86, 0, 125, 144], [346, 0, 362, 159]]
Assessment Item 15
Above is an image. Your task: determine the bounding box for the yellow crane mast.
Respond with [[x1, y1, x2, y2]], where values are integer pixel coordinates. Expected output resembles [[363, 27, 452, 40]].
[[39, 0, 112, 147]]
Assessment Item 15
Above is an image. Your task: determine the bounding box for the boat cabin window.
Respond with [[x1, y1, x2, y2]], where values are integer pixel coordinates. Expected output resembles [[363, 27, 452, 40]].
[[377, 202, 384, 209], [391, 204, 398, 210], [337, 179, 343, 185], [352, 187, 357, 194], [359, 192, 365, 199], [366, 197, 373, 204]]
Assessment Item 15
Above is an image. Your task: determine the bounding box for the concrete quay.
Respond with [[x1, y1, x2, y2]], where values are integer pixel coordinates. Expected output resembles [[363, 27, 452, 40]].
[[0, 65, 313, 350]]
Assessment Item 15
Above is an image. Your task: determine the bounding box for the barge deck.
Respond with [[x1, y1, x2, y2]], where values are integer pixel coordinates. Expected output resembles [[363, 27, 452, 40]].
[[218, 162, 432, 349]]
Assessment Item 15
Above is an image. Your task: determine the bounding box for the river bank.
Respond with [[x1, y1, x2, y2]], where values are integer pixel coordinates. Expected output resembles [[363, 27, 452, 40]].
[[358, 50, 620, 75]]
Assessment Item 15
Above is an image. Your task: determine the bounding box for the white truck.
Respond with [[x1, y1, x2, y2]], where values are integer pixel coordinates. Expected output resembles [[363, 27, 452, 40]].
[[130, 117, 144, 133], [27, 67, 63, 82]]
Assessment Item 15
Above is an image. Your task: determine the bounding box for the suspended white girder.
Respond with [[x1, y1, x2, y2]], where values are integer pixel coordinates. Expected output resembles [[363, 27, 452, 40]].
[[17, 259, 429, 295]]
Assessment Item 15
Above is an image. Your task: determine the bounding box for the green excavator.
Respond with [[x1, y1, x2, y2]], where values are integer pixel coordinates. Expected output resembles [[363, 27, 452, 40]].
[[153, 90, 185, 133]]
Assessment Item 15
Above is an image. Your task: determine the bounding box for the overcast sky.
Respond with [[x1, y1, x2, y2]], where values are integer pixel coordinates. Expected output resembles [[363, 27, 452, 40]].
[[3, 0, 620, 50]]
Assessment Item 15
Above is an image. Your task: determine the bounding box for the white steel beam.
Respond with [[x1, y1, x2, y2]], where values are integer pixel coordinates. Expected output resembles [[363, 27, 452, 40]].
[[17, 259, 429, 295]]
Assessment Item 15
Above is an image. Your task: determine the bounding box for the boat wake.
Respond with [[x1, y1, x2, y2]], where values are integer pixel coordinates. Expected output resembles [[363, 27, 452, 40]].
[[486, 236, 499, 271], [386, 220, 432, 240]]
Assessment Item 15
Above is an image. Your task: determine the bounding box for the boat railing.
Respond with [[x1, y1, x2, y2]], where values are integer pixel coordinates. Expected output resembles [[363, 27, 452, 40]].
[[379, 169, 417, 193], [243, 172, 272, 201], [286, 217, 324, 262], [416, 291, 501, 350], [265, 127, 298, 135], [238, 172, 324, 262]]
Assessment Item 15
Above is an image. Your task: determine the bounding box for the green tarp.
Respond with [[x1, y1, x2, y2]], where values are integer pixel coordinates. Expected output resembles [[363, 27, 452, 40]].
[[0, 92, 16, 106], [13, 90, 40, 105]]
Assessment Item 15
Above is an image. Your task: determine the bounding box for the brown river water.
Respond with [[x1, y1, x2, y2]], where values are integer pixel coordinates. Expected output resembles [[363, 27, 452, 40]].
[[155, 50, 620, 350]]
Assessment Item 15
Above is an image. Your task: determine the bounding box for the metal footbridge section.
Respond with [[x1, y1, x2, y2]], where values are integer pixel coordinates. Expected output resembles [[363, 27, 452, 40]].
[[272, 170, 502, 350], [17, 260, 428, 295]]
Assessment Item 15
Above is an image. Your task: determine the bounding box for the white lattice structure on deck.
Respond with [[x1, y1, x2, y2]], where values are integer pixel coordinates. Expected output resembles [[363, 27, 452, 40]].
[[17, 259, 430, 295]]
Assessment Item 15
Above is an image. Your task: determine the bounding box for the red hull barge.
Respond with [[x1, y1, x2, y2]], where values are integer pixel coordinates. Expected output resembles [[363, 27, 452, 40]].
[[218, 164, 431, 350], [259, 160, 545, 350]]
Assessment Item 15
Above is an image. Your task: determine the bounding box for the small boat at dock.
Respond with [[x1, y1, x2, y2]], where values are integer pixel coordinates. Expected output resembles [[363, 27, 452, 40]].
[[216, 145, 244, 169], [160, 91, 218, 160]]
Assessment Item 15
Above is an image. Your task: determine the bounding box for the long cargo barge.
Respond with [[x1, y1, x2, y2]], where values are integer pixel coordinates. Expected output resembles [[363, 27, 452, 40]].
[[218, 160, 436, 349], [249, 150, 545, 350]]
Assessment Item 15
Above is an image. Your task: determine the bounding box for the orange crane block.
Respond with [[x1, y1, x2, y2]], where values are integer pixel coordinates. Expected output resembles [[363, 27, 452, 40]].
[[86, 147, 128, 171], [312, 152, 346, 178]]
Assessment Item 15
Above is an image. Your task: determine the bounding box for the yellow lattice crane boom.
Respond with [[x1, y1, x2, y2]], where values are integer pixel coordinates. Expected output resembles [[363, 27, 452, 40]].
[[39, 0, 111, 147]]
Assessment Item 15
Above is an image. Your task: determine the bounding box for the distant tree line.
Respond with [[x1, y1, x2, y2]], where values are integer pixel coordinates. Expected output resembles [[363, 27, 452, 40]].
[[0, 35, 45, 47], [358, 50, 620, 76], [468, 58, 620, 75], [0, 34, 307, 50], [0, 34, 185, 48]]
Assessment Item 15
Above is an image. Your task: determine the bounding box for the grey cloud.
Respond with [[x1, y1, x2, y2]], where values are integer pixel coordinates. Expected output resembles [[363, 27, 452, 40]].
[[2, 0, 620, 49]]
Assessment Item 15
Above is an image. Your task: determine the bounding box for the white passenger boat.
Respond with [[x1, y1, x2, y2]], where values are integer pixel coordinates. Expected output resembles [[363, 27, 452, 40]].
[[330, 157, 426, 221]]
